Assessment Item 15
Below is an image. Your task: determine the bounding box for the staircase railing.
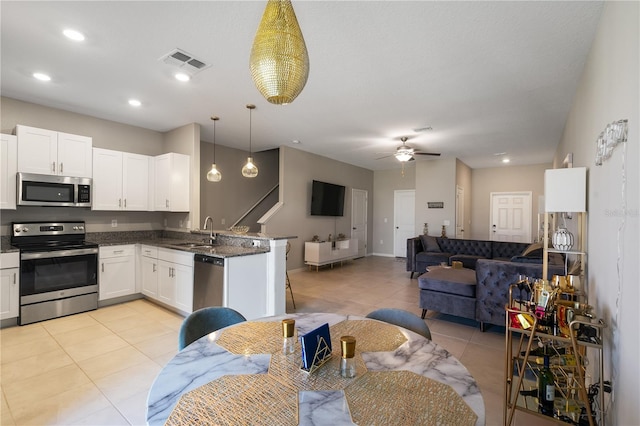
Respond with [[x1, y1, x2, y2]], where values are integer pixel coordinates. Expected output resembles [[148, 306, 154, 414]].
[[231, 183, 279, 228]]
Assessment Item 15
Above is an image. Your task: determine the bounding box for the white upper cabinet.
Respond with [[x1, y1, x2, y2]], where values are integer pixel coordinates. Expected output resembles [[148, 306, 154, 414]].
[[93, 148, 150, 211], [1, 134, 17, 209], [16, 125, 92, 177], [153, 152, 190, 212]]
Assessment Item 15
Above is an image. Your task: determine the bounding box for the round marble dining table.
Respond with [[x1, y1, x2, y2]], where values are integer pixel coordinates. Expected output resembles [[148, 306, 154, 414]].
[[146, 312, 485, 425]]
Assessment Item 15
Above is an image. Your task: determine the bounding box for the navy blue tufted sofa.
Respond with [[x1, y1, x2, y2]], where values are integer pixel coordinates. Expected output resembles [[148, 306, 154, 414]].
[[406, 236, 530, 278], [407, 236, 565, 330], [475, 256, 565, 330]]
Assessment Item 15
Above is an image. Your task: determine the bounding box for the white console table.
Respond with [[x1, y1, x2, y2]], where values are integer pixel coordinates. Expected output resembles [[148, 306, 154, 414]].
[[304, 239, 358, 270]]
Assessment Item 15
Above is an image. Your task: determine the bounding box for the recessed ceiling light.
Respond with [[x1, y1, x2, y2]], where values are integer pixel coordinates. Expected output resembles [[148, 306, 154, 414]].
[[63, 29, 85, 41], [502, 158, 510, 163], [128, 99, 142, 107], [33, 72, 51, 81], [292, 140, 300, 144], [175, 73, 190, 82]]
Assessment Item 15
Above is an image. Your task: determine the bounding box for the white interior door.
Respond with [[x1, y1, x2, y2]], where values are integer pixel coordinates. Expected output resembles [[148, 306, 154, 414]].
[[490, 192, 532, 242], [351, 189, 368, 257], [456, 185, 465, 239], [393, 190, 415, 257]]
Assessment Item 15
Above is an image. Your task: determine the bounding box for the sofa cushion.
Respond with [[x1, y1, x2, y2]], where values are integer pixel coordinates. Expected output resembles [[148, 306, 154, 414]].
[[509, 255, 543, 264], [419, 234, 441, 252], [418, 268, 476, 298], [448, 254, 485, 270], [522, 242, 543, 257], [491, 241, 530, 260], [437, 238, 492, 258], [416, 251, 451, 268]]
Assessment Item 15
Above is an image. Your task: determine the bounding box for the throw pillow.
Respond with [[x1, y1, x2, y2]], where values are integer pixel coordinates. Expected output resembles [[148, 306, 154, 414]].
[[419, 235, 441, 252], [521, 242, 543, 258]]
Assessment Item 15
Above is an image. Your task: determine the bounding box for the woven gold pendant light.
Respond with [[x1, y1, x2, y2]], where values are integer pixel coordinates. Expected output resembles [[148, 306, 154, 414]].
[[250, 0, 309, 105]]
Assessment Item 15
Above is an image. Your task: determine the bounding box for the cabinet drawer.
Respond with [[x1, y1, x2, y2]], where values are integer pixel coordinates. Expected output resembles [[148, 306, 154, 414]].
[[1, 252, 19, 268], [140, 245, 158, 258], [158, 248, 193, 267], [99, 245, 135, 258]]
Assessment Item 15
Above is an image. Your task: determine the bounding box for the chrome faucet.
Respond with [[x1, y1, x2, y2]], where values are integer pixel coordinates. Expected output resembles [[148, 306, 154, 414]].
[[202, 216, 216, 244]]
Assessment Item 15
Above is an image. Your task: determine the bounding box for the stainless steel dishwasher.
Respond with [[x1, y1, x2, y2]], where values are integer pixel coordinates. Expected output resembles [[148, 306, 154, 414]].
[[193, 254, 224, 311]]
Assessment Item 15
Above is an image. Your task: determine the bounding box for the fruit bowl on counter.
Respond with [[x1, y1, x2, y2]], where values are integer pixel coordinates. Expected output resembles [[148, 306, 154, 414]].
[[228, 226, 250, 235]]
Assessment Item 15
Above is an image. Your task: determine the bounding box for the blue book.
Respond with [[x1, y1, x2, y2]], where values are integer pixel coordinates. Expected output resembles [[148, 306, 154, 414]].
[[299, 323, 332, 370]]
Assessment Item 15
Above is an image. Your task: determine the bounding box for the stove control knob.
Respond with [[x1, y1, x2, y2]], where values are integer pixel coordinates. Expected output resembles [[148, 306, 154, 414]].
[[73, 226, 78, 230], [78, 226, 84, 231], [22, 227, 29, 233]]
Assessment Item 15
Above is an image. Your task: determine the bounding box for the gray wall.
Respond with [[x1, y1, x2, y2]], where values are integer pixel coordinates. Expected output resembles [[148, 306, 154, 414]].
[[469, 163, 549, 240], [265, 146, 374, 270], [0, 97, 193, 234], [415, 157, 457, 237], [200, 142, 279, 232], [372, 167, 415, 255], [553, 2, 639, 422], [455, 159, 472, 238]]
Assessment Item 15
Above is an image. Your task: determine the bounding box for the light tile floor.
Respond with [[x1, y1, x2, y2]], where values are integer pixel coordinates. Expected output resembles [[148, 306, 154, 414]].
[[1, 256, 553, 425]]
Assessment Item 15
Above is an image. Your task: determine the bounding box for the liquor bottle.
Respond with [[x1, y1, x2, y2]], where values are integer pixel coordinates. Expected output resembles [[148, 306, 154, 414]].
[[538, 355, 556, 416]]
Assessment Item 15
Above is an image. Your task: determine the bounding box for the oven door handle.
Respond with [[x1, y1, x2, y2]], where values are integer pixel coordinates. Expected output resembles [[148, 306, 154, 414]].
[[21, 248, 99, 260]]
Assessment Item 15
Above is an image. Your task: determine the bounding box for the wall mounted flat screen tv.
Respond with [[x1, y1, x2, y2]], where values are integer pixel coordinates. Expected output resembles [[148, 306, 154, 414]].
[[310, 180, 345, 216]]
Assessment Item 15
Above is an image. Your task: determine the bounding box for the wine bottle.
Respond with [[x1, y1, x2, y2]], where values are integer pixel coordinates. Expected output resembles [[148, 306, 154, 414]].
[[538, 355, 556, 416]]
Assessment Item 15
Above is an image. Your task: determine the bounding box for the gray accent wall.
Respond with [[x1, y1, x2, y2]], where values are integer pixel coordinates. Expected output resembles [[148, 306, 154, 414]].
[[0, 97, 195, 234], [469, 163, 549, 240], [264, 146, 374, 270], [372, 167, 415, 256], [199, 142, 279, 232]]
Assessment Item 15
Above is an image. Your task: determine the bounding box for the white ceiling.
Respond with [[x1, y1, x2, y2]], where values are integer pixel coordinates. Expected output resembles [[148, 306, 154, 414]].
[[1, 1, 603, 171]]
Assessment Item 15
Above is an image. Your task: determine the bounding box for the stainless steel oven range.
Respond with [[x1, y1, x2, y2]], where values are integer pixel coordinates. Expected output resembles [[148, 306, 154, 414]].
[[11, 221, 98, 325]]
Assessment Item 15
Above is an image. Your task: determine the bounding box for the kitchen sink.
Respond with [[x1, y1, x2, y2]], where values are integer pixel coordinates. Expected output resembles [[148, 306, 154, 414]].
[[169, 242, 215, 249]]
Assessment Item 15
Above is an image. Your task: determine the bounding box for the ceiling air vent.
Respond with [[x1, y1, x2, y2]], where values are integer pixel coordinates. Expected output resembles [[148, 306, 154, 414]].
[[160, 48, 211, 75]]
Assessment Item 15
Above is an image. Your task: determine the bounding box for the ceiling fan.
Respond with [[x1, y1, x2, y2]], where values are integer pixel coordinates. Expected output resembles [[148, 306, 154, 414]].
[[376, 137, 441, 162]]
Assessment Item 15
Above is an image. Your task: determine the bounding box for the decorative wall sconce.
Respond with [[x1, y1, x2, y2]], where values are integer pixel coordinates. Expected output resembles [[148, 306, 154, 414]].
[[206, 116, 222, 182], [595, 119, 628, 166], [242, 104, 259, 178]]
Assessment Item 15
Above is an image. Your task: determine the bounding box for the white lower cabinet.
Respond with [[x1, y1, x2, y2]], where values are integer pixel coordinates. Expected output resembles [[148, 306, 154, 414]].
[[140, 245, 158, 299], [156, 248, 193, 314], [1, 252, 19, 320], [99, 245, 136, 301]]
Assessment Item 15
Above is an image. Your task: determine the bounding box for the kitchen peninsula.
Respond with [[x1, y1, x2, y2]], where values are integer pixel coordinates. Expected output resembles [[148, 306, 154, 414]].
[[89, 229, 294, 321]]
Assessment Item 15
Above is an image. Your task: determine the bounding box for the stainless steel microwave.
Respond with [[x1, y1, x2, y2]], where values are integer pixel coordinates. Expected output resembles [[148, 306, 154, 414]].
[[17, 173, 92, 207]]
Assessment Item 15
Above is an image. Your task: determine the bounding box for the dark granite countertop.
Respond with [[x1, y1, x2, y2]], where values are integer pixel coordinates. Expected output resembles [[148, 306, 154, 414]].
[[1, 230, 296, 258]]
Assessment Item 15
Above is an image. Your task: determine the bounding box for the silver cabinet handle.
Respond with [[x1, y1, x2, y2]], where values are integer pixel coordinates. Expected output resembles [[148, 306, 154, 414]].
[[101, 263, 104, 273], [52, 161, 56, 173], [119, 199, 122, 207], [124, 199, 127, 208], [113, 250, 124, 254], [60, 163, 63, 174], [152, 263, 156, 273], [13, 273, 16, 284], [165, 199, 169, 208]]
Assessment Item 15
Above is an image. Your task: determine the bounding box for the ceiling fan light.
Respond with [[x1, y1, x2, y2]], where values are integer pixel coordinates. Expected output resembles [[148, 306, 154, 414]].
[[250, 0, 309, 105], [395, 152, 413, 162]]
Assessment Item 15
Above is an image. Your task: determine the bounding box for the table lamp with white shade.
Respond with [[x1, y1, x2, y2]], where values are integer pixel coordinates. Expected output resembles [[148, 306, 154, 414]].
[[544, 167, 587, 251]]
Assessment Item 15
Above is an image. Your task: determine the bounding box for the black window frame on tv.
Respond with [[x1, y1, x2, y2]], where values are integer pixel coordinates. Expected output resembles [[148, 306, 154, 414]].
[[310, 180, 345, 217]]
